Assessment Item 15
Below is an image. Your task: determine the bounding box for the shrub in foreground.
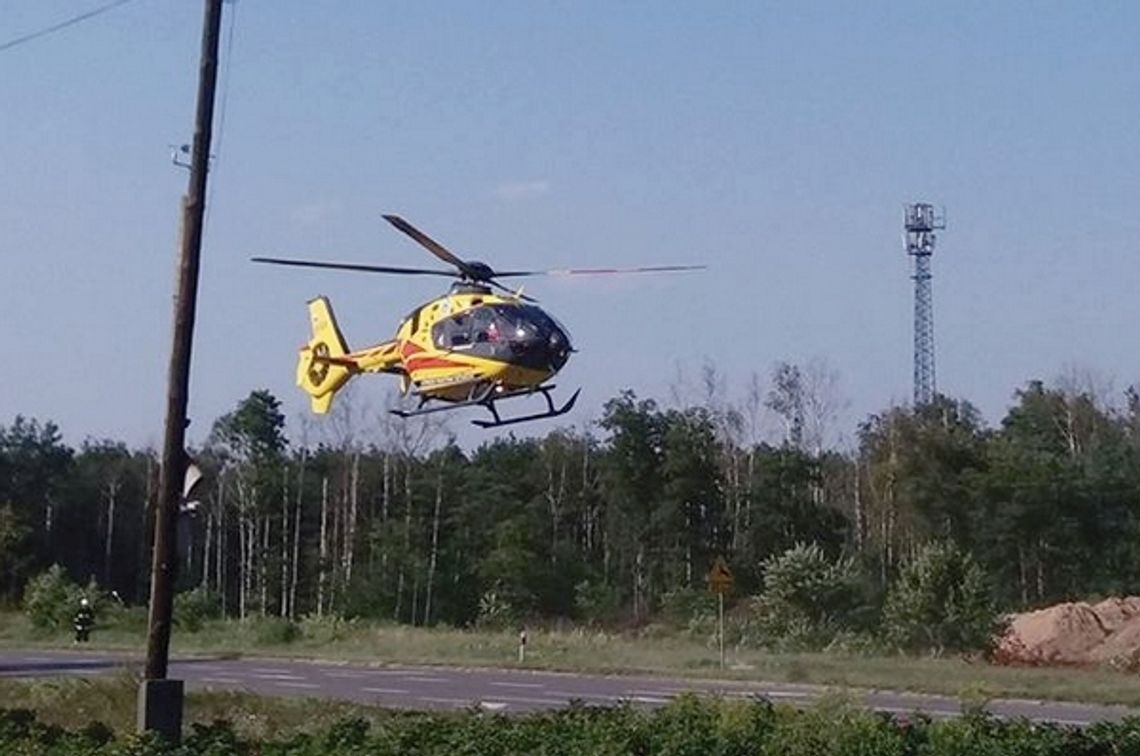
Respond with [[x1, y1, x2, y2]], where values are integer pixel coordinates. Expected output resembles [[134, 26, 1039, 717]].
[[5, 697, 1140, 755]]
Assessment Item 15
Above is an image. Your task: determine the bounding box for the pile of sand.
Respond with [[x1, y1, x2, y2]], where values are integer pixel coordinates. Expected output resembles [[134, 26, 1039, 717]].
[[996, 597, 1140, 666]]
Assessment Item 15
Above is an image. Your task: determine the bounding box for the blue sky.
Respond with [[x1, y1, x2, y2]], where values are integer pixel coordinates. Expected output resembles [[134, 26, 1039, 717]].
[[2, 1, 1138, 450]]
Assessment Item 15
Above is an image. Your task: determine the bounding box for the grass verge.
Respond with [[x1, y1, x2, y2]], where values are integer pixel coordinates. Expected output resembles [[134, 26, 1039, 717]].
[[3, 611, 1140, 708], [0, 674, 403, 738]]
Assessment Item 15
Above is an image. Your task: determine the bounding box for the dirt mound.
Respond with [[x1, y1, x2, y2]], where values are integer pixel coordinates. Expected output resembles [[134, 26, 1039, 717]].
[[996, 597, 1140, 666]]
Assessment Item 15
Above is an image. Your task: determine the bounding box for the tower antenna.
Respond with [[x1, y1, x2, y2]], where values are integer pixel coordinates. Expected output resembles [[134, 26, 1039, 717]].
[[904, 203, 945, 406]]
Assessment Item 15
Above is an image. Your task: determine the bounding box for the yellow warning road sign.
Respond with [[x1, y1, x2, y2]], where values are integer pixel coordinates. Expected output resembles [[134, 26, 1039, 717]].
[[706, 556, 734, 594]]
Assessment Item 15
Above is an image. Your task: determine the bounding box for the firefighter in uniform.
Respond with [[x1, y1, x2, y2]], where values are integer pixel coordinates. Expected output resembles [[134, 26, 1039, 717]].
[[73, 598, 94, 643]]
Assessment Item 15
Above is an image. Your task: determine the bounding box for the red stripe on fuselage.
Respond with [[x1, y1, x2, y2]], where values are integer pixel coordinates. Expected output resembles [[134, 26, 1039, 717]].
[[406, 357, 470, 371]]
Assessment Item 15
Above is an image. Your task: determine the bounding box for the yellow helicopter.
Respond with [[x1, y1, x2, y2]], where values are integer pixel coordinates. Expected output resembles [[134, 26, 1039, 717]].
[[253, 215, 704, 428]]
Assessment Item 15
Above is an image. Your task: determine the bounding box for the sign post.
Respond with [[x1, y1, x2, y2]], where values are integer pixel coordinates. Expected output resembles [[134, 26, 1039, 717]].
[[706, 556, 734, 670], [718, 592, 724, 670]]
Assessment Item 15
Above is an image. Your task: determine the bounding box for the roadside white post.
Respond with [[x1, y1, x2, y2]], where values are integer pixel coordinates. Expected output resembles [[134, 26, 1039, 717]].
[[518, 627, 527, 664]]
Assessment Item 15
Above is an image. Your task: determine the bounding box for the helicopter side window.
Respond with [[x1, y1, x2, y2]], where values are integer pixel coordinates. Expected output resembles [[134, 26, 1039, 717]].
[[431, 313, 473, 349], [449, 315, 469, 347], [471, 307, 500, 344]]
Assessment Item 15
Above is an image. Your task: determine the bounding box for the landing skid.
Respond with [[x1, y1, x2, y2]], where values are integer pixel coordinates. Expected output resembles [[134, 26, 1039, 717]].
[[389, 383, 580, 428], [471, 386, 581, 429]]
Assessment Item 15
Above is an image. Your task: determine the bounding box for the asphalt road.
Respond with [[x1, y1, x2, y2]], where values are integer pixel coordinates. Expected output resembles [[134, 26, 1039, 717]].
[[0, 649, 1134, 725]]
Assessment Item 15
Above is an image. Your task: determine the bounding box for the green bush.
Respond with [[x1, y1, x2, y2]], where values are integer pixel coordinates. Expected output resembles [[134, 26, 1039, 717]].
[[658, 587, 718, 636], [751, 543, 866, 650], [101, 604, 149, 633], [252, 617, 302, 645], [22, 565, 92, 630], [174, 587, 222, 632], [573, 579, 622, 625], [474, 589, 518, 629], [882, 541, 1001, 655], [298, 613, 359, 644]]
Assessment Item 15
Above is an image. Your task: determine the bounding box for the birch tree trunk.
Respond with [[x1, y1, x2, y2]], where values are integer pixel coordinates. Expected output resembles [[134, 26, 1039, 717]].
[[237, 478, 248, 620], [581, 438, 593, 554], [217, 473, 226, 615], [343, 451, 360, 587], [280, 466, 289, 617], [290, 449, 306, 619], [546, 450, 567, 565], [317, 476, 329, 618], [103, 480, 119, 587], [202, 510, 212, 590], [260, 516, 269, 616], [424, 459, 444, 626], [380, 451, 391, 576], [395, 458, 413, 622], [633, 543, 645, 623]]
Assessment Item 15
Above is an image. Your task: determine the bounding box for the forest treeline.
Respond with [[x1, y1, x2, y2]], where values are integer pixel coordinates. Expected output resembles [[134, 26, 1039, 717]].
[[3, 361, 1140, 637]]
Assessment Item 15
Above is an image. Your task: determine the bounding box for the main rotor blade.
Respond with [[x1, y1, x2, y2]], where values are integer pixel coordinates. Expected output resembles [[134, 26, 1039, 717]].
[[251, 257, 457, 277], [493, 264, 708, 278], [382, 214, 479, 278]]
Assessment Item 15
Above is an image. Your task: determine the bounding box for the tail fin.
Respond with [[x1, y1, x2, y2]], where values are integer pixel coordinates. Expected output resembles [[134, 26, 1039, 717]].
[[296, 297, 353, 414]]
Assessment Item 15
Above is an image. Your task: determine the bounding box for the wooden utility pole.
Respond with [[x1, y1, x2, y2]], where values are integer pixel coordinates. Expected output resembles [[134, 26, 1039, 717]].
[[139, 0, 223, 741]]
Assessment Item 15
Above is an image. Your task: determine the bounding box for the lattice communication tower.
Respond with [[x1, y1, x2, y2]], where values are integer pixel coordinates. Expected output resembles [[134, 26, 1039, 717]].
[[904, 203, 945, 406]]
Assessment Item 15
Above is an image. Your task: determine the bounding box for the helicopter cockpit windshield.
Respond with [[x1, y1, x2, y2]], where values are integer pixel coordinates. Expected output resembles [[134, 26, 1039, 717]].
[[432, 303, 572, 371]]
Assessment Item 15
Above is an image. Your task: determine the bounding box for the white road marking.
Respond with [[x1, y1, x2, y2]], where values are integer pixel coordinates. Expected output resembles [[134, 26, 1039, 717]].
[[322, 671, 371, 679], [741, 691, 808, 700], [872, 705, 957, 720], [630, 696, 670, 704], [22, 657, 54, 663], [361, 687, 410, 695], [201, 677, 241, 684], [479, 694, 568, 706], [275, 681, 320, 689], [489, 681, 545, 689], [253, 673, 307, 681], [251, 668, 293, 674], [480, 702, 508, 711], [403, 675, 448, 683], [544, 690, 622, 701]]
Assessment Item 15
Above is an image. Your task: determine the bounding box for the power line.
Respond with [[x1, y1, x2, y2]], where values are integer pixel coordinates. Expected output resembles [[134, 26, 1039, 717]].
[[0, 0, 138, 54], [204, 0, 238, 232]]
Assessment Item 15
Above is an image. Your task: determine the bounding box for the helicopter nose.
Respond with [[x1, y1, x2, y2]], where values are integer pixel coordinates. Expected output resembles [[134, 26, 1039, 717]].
[[547, 327, 571, 370]]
